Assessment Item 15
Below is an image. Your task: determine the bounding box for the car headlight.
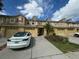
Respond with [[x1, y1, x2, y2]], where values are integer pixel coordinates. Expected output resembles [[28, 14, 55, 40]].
[[23, 38, 28, 41]]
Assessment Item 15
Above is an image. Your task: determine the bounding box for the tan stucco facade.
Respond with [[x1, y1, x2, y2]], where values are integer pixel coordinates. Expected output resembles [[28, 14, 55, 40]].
[[0, 15, 79, 38], [0, 27, 38, 37], [25, 28, 38, 37], [54, 28, 79, 37], [0, 25, 79, 38]]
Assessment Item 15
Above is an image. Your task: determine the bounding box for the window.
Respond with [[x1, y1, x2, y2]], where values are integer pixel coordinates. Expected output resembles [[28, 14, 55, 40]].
[[32, 22, 34, 24], [27, 22, 29, 24], [18, 17, 23, 23], [14, 32, 26, 37], [10, 18, 15, 23], [27, 33, 30, 36], [77, 29, 79, 32]]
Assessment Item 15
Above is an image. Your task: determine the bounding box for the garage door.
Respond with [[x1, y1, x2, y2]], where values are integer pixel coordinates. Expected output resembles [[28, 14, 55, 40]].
[[5, 27, 18, 38]]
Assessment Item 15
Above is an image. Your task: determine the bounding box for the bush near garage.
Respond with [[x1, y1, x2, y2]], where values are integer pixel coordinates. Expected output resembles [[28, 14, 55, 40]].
[[45, 35, 68, 43]]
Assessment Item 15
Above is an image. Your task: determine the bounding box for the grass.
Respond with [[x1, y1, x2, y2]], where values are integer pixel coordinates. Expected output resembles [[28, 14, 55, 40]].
[[45, 35, 79, 53]]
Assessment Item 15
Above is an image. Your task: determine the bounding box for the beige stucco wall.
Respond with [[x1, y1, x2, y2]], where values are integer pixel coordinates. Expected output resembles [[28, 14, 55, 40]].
[[0, 27, 25, 38], [0, 27, 38, 37], [5, 27, 38, 37], [54, 28, 78, 37], [25, 28, 38, 37], [0, 27, 5, 37], [5, 27, 18, 37], [0, 26, 79, 38], [18, 27, 24, 32]]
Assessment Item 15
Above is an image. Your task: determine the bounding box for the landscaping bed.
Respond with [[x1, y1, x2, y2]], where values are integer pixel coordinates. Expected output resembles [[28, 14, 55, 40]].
[[0, 44, 6, 51], [45, 35, 79, 53]]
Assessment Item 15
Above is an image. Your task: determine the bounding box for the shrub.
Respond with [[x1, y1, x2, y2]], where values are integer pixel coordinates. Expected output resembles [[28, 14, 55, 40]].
[[45, 35, 68, 43]]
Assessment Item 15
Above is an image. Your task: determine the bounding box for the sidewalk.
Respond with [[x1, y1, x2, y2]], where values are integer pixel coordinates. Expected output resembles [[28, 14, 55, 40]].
[[65, 51, 79, 59], [0, 38, 7, 51]]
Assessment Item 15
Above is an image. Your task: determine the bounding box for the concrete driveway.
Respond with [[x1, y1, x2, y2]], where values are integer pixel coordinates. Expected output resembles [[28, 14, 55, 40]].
[[0, 36, 69, 59]]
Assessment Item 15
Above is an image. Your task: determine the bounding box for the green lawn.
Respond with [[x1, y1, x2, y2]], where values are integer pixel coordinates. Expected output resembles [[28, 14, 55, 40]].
[[45, 36, 79, 53]]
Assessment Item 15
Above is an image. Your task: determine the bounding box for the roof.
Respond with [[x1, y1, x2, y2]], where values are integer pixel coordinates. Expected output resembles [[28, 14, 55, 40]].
[[29, 20, 79, 24], [0, 24, 44, 28], [0, 15, 79, 24], [0, 15, 26, 18]]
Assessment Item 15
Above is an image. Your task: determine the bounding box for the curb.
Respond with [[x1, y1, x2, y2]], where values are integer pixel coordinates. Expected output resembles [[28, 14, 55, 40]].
[[0, 43, 7, 51]]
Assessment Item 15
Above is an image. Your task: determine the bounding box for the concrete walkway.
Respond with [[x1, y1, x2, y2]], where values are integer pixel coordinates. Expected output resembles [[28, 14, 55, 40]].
[[32, 36, 70, 59]]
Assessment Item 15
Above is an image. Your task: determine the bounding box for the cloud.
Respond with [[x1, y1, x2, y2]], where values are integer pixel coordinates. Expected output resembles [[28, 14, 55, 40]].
[[17, 6, 23, 10], [0, 10, 7, 15], [51, 0, 79, 21], [17, 0, 43, 18]]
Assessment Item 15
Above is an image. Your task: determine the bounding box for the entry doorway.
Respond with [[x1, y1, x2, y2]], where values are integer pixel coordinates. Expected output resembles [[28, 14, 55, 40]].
[[38, 28, 44, 36]]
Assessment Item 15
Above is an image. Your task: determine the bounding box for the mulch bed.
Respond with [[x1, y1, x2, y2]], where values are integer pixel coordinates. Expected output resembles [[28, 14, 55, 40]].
[[0, 44, 7, 51]]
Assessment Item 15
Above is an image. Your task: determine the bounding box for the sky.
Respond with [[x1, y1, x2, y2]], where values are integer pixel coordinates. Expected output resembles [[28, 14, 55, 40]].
[[0, 0, 79, 21]]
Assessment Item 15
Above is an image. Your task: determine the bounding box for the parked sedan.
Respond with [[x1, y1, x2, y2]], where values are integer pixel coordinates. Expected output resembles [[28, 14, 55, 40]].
[[7, 32, 32, 49]]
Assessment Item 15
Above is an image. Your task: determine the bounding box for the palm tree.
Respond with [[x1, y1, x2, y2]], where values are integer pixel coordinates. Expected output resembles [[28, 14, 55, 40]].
[[44, 22, 54, 36], [0, 0, 3, 11]]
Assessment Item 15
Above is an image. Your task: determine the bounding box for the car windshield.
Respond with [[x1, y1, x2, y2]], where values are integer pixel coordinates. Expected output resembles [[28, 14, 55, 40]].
[[14, 32, 27, 37]]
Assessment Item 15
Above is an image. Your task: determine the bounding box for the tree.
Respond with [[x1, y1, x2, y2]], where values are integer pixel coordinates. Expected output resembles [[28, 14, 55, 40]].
[[0, 0, 3, 11], [44, 22, 54, 36]]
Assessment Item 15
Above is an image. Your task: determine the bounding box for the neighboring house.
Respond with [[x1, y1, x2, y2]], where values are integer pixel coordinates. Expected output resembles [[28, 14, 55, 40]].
[[0, 15, 79, 37]]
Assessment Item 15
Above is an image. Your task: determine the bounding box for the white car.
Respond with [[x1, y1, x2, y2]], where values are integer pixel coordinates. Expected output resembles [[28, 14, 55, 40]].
[[7, 32, 32, 49], [74, 32, 79, 37]]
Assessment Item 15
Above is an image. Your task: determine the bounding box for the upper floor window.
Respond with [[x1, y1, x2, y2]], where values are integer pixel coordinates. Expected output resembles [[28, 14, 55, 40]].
[[27, 21, 29, 24], [32, 22, 34, 24], [10, 18, 15, 23], [18, 18, 23, 23]]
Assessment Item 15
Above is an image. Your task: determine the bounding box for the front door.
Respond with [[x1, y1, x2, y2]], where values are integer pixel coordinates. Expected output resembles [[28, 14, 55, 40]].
[[38, 28, 44, 36]]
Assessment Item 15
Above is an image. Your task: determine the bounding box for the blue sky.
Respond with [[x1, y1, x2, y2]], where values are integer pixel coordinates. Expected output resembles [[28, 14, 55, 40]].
[[1, 0, 79, 21]]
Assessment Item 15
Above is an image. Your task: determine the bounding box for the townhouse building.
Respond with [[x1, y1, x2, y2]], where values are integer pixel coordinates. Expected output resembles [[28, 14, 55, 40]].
[[0, 15, 79, 37]]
